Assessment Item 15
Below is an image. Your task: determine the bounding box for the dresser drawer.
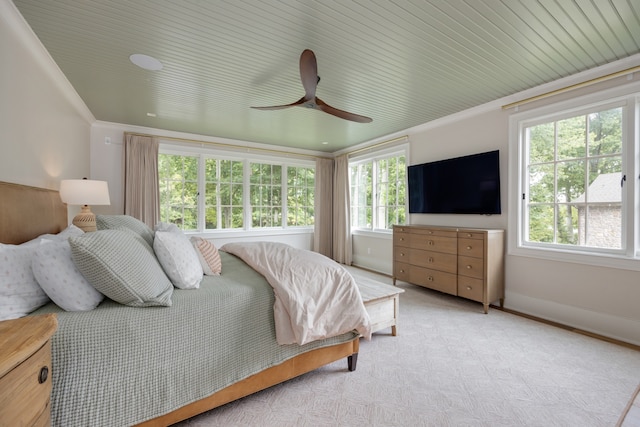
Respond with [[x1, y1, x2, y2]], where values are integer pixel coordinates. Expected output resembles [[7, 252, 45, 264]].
[[457, 230, 485, 240], [409, 265, 457, 295], [458, 276, 484, 302], [409, 249, 457, 274], [458, 238, 484, 258], [393, 261, 410, 281], [458, 256, 484, 279], [394, 247, 410, 262], [0, 341, 52, 426], [393, 232, 411, 248], [410, 234, 457, 254]]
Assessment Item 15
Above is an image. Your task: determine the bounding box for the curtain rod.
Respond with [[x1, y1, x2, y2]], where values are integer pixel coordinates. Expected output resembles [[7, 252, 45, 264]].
[[502, 65, 640, 111], [347, 135, 409, 157], [124, 132, 331, 160]]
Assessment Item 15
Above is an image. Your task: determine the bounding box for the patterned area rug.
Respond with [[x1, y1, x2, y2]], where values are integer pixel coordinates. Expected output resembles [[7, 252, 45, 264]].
[[176, 268, 640, 426]]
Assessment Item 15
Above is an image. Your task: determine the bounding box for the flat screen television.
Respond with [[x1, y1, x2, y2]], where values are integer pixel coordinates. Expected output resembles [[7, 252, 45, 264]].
[[407, 150, 501, 214]]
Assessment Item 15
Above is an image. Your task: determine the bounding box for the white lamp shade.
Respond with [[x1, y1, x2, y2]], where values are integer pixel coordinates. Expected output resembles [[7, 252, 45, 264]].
[[60, 179, 110, 206]]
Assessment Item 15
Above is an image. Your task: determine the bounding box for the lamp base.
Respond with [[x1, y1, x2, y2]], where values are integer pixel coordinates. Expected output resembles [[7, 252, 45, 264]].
[[72, 205, 97, 232]]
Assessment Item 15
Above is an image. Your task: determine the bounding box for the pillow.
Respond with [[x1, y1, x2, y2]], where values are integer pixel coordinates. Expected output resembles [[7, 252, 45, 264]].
[[191, 237, 222, 275], [69, 230, 173, 307], [32, 240, 103, 311], [154, 231, 203, 289], [21, 224, 85, 246], [96, 215, 155, 247], [155, 222, 181, 233], [0, 243, 50, 320]]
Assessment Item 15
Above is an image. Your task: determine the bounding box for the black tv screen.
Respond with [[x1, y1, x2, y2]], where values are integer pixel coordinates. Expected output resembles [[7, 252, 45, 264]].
[[408, 150, 501, 214]]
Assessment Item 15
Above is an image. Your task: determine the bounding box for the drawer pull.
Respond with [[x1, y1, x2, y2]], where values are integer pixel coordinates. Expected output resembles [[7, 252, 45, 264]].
[[38, 366, 49, 384], [400, 252, 405, 257], [466, 286, 472, 290], [466, 265, 472, 269], [399, 269, 405, 273], [400, 237, 405, 241], [466, 246, 472, 250], [427, 231, 433, 234], [466, 233, 472, 237], [428, 257, 433, 263], [427, 276, 434, 281], [428, 240, 434, 246]]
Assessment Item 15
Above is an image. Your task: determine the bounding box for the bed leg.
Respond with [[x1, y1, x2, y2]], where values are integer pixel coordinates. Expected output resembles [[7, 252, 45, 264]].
[[347, 353, 358, 371]]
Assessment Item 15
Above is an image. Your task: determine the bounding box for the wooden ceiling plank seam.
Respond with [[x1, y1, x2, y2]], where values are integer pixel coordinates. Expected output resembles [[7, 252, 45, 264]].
[[390, 0, 550, 87], [536, 0, 609, 65], [498, 0, 593, 74], [598, 0, 640, 52], [468, 0, 584, 77], [570, 0, 629, 60]]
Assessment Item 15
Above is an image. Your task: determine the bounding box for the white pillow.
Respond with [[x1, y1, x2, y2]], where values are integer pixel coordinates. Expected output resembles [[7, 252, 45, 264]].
[[0, 243, 50, 320], [155, 222, 181, 233], [32, 240, 103, 311], [153, 231, 203, 289], [191, 237, 222, 275], [21, 224, 85, 246]]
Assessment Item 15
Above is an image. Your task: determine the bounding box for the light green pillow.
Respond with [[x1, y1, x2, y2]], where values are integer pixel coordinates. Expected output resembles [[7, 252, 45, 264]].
[[69, 230, 173, 307], [96, 215, 155, 247]]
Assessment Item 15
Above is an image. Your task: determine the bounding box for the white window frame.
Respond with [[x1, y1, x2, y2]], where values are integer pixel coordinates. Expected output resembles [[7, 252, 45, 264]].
[[349, 144, 409, 235], [508, 82, 640, 271], [159, 142, 315, 236]]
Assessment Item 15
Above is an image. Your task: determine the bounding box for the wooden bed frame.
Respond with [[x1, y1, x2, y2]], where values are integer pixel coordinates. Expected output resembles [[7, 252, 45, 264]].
[[0, 180, 360, 426]]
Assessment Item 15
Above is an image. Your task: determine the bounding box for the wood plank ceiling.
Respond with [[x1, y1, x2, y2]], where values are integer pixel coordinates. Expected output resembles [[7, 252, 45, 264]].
[[12, 0, 640, 152]]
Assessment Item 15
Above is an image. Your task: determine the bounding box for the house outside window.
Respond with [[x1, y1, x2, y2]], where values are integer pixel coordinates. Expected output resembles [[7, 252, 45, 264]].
[[158, 147, 314, 232], [510, 85, 640, 268], [349, 146, 408, 231]]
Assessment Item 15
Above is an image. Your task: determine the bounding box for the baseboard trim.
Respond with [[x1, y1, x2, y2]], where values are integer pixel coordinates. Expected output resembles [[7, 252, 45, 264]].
[[491, 304, 640, 352]]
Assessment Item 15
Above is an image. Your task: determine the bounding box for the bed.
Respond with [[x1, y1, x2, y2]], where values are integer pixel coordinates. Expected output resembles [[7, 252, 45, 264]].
[[0, 181, 362, 426]]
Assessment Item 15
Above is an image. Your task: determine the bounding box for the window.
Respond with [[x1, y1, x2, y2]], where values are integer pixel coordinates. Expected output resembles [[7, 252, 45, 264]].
[[511, 85, 640, 267], [159, 149, 314, 232], [158, 154, 198, 230], [349, 148, 407, 231], [287, 166, 314, 227], [525, 107, 623, 249]]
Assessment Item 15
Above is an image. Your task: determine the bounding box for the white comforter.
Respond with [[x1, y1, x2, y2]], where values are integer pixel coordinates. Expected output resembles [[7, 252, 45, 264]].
[[221, 242, 371, 345]]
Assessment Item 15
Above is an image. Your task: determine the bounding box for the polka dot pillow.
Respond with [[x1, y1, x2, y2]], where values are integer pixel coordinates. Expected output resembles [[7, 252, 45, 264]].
[[0, 243, 50, 320], [32, 240, 103, 311], [153, 230, 203, 289]]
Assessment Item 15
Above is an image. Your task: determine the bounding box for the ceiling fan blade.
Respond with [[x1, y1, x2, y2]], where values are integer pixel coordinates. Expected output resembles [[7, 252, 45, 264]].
[[315, 97, 373, 123], [251, 96, 306, 110], [299, 49, 318, 99]]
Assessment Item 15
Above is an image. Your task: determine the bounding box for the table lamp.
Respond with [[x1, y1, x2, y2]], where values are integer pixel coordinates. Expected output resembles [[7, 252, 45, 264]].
[[59, 179, 111, 232]]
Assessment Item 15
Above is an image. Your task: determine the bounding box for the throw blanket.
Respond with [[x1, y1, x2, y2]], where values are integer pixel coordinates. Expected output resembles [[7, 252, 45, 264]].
[[222, 242, 372, 345]]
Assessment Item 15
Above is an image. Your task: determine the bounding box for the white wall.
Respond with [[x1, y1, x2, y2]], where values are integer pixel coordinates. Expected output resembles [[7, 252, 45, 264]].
[[0, 2, 93, 192]]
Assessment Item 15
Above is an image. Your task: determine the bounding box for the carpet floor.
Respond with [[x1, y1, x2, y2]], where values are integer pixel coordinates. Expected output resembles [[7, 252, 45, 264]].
[[176, 268, 640, 427]]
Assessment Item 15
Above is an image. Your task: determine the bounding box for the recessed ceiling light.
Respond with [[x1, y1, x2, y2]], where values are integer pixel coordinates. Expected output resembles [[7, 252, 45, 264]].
[[129, 54, 163, 71], [321, 141, 329, 145], [146, 112, 157, 117]]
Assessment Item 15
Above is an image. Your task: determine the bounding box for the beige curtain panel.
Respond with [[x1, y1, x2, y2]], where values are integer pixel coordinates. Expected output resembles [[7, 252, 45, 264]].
[[123, 134, 160, 228], [332, 154, 352, 265], [313, 157, 334, 257]]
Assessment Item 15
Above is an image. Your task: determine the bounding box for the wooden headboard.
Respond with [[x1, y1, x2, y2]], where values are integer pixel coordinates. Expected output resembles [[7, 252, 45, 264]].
[[0, 181, 68, 244]]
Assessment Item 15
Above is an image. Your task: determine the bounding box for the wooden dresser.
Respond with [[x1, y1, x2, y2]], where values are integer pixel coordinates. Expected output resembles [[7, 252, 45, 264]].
[[0, 313, 57, 426], [393, 225, 504, 313]]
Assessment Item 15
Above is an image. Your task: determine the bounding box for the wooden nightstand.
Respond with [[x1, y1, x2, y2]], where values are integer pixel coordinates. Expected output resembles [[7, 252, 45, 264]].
[[0, 313, 57, 427]]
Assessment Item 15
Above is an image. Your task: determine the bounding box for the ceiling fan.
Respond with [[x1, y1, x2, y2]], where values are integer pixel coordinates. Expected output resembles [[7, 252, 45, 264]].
[[251, 49, 373, 123]]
